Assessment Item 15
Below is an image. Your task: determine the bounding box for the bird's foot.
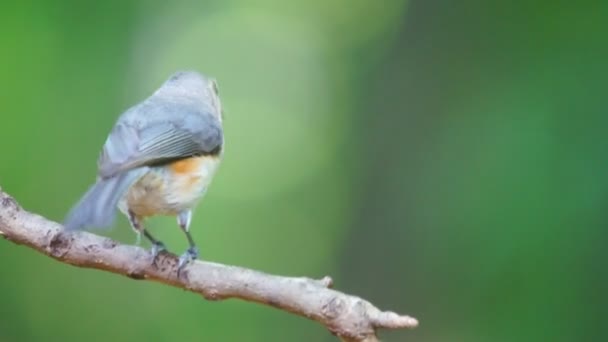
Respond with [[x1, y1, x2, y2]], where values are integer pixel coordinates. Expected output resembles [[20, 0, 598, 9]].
[[150, 241, 167, 259], [177, 246, 199, 277]]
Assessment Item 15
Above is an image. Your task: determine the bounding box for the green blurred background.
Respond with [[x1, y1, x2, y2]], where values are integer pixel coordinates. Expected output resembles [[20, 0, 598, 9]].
[[1, 1, 607, 341]]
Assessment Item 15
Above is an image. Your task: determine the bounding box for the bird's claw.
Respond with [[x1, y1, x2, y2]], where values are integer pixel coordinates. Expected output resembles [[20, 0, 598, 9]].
[[151, 242, 166, 259], [150, 241, 167, 268], [177, 246, 198, 276]]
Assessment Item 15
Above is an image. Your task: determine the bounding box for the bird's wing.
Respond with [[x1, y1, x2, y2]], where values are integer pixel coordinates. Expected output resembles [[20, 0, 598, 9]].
[[97, 107, 222, 178]]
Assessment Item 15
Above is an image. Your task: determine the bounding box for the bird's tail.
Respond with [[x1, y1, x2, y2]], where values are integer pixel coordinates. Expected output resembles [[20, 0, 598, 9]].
[[64, 168, 148, 230]]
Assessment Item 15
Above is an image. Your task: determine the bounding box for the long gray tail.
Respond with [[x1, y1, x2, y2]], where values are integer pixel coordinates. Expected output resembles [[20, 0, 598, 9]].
[[64, 168, 148, 231]]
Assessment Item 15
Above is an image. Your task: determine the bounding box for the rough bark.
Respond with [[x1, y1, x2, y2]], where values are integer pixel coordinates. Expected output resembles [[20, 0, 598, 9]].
[[0, 187, 417, 341]]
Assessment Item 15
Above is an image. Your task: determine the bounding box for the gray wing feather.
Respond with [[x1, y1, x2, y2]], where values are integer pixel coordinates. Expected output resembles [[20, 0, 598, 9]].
[[138, 126, 202, 157], [98, 107, 222, 178]]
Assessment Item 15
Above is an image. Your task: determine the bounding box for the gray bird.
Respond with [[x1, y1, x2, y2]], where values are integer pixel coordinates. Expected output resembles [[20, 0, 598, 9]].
[[64, 71, 224, 270]]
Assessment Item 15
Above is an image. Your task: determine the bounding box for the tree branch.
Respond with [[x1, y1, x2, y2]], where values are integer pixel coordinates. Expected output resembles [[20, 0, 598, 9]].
[[0, 187, 417, 340]]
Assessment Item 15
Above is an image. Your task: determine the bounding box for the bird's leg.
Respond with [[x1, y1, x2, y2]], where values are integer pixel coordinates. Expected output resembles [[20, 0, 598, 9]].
[[177, 210, 198, 273], [143, 229, 167, 258], [128, 210, 166, 259], [127, 210, 143, 246]]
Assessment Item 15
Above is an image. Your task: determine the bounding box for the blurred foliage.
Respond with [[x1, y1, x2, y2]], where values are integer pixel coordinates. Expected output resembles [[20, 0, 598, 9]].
[[0, 1, 606, 341]]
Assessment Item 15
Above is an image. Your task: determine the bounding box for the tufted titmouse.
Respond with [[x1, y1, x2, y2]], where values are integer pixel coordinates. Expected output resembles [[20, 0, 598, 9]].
[[64, 71, 223, 269]]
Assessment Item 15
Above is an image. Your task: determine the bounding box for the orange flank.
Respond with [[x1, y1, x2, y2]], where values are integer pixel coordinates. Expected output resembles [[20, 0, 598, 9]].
[[123, 154, 220, 218], [170, 157, 203, 174]]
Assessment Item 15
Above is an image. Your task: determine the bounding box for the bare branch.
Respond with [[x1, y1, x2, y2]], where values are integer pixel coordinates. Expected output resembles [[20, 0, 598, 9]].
[[0, 187, 417, 340]]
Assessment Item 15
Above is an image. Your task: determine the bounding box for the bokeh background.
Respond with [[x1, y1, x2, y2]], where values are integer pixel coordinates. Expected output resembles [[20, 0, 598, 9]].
[[1, 1, 607, 341]]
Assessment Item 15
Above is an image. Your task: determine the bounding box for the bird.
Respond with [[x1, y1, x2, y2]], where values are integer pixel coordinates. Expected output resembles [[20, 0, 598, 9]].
[[64, 70, 224, 270]]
